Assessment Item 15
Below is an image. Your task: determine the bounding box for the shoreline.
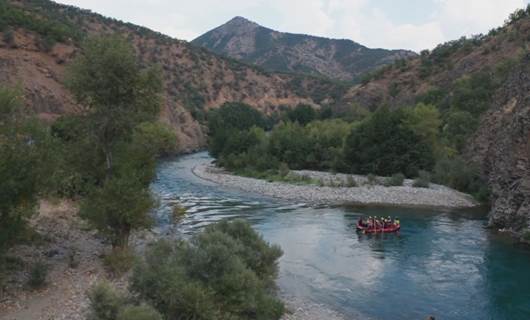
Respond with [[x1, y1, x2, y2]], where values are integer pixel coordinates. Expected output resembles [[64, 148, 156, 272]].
[[192, 163, 479, 209]]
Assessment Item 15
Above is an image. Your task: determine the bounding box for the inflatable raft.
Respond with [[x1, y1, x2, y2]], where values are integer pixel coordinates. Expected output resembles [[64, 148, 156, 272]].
[[356, 222, 400, 233]]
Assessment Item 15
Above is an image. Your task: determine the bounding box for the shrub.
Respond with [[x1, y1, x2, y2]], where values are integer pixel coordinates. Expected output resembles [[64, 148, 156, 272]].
[[366, 173, 378, 186], [117, 304, 162, 320], [346, 175, 357, 187], [413, 170, 431, 188], [27, 261, 48, 289], [522, 229, 530, 242], [130, 220, 284, 320], [87, 282, 127, 320], [68, 249, 80, 269], [386, 173, 405, 186], [278, 162, 290, 177], [433, 157, 490, 202], [103, 249, 136, 276]]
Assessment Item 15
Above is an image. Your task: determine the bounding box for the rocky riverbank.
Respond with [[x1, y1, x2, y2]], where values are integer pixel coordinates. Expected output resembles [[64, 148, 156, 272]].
[[0, 200, 354, 320], [193, 163, 478, 209]]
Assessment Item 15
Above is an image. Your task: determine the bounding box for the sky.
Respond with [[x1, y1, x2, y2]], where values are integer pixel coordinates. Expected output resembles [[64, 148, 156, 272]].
[[56, 0, 529, 52]]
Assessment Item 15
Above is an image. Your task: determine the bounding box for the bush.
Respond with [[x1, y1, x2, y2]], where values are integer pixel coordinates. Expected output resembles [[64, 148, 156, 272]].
[[346, 175, 357, 187], [278, 162, 290, 177], [117, 305, 162, 320], [87, 282, 127, 320], [413, 170, 431, 188], [103, 249, 136, 276], [522, 230, 530, 242], [130, 220, 284, 320], [27, 261, 48, 289], [386, 173, 405, 186], [433, 157, 490, 202], [366, 174, 378, 186]]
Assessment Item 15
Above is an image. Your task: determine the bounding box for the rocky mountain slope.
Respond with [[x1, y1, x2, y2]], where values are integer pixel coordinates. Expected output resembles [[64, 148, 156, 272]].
[[0, 0, 347, 152], [192, 16, 416, 82]]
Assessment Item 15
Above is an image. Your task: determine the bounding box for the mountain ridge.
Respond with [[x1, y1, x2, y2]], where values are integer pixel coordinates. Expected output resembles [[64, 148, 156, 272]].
[[192, 16, 417, 81]]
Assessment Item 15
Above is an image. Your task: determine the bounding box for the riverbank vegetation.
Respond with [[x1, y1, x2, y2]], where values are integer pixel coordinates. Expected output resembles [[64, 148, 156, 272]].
[[207, 87, 496, 202], [88, 220, 284, 320]]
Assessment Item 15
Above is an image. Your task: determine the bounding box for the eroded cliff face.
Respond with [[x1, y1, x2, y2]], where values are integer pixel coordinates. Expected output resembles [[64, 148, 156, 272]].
[[468, 58, 530, 236]]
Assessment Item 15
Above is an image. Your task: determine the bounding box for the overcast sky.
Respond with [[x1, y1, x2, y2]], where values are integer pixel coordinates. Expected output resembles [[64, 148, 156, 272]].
[[56, 0, 529, 52]]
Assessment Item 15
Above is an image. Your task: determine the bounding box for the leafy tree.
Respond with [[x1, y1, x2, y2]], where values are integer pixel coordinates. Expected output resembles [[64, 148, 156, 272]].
[[402, 103, 442, 149], [0, 87, 53, 254], [64, 36, 169, 250], [268, 122, 313, 169], [286, 104, 316, 125], [80, 175, 154, 249], [66, 35, 162, 179], [442, 110, 478, 151], [451, 72, 496, 116], [343, 108, 434, 177], [207, 102, 266, 157], [130, 220, 284, 320]]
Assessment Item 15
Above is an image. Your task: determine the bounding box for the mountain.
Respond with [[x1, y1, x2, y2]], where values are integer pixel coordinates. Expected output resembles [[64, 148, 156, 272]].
[[0, 0, 346, 152], [192, 16, 417, 82]]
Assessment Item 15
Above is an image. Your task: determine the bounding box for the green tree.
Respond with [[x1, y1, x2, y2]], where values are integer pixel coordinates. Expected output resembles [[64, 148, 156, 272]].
[[268, 122, 312, 169], [64, 36, 169, 250], [80, 175, 154, 249], [286, 104, 316, 125], [0, 87, 53, 254], [66, 35, 162, 179], [343, 108, 434, 177], [402, 103, 441, 150], [442, 110, 478, 151], [207, 102, 266, 157]]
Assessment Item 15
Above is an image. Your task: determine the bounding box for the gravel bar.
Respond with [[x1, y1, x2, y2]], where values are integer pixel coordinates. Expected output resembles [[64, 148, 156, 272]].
[[193, 163, 478, 209]]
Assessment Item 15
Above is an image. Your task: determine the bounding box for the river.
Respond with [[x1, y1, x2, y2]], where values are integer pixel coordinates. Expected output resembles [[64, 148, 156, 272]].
[[150, 152, 530, 320]]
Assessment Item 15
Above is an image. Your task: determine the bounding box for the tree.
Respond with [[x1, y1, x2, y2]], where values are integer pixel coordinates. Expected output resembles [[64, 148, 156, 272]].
[[286, 104, 316, 125], [66, 35, 162, 179], [80, 175, 154, 249], [442, 110, 478, 151], [207, 102, 266, 157], [0, 87, 53, 254], [268, 122, 312, 169], [65, 36, 168, 250], [343, 108, 434, 177], [402, 103, 441, 148]]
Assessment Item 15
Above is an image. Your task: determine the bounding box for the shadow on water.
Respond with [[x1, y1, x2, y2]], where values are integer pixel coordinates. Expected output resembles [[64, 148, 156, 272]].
[[150, 152, 530, 320]]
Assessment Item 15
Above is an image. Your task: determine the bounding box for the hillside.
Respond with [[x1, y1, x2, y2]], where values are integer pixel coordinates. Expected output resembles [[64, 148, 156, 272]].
[[346, 7, 530, 237], [192, 16, 416, 82], [0, 0, 348, 152]]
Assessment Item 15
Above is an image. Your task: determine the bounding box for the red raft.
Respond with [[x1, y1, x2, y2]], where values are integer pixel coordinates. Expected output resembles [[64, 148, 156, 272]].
[[356, 222, 400, 234]]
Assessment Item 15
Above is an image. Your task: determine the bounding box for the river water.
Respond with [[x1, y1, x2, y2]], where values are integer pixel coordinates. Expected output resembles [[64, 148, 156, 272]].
[[150, 153, 530, 320]]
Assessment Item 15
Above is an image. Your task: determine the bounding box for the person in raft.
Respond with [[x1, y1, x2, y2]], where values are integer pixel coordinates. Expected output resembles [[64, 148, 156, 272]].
[[358, 216, 399, 229]]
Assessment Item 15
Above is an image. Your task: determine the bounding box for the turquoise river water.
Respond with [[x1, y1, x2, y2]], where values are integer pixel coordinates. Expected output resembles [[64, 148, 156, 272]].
[[150, 153, 530, 320]]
